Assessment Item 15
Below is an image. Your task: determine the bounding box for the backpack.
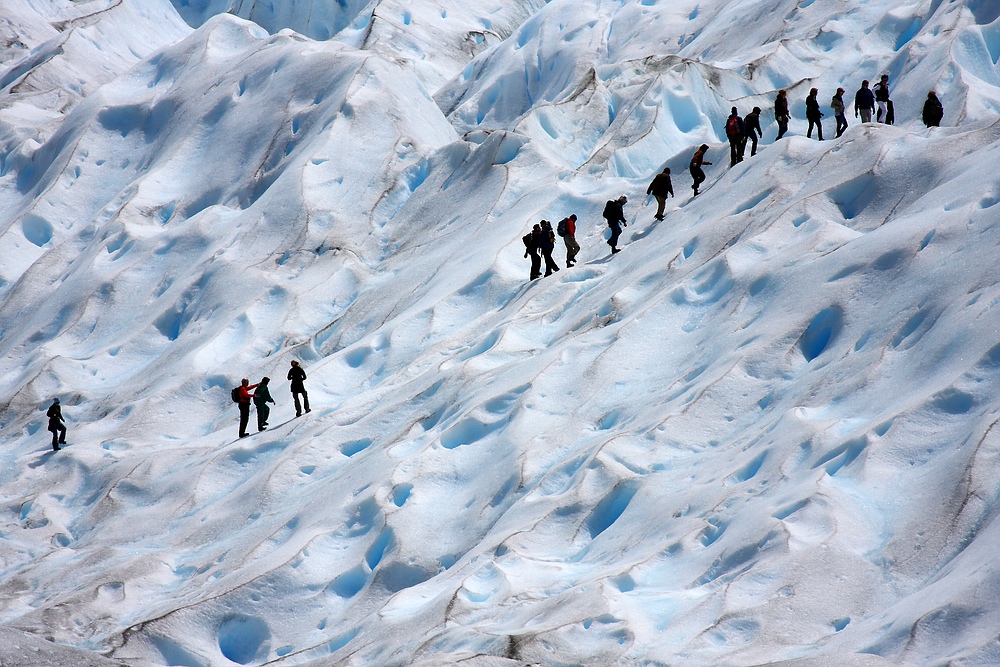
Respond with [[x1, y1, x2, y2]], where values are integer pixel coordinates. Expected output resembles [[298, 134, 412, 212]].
[[539, 221, 555, 246], [231, 386, 241, 403], [602, 201, 615, 219], [556, 218, 567, 237], [522, 232, 534, 249], [726, 116, 740, 137]]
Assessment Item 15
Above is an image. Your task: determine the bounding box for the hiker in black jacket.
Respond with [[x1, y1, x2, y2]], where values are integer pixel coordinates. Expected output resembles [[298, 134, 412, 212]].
[[689, 145, 711, 196], [46, 398, 66, 451], [874, 74, 891, 123], [806, 88, 824, 140], [774, 90, 789, 139], [603, 196, 627, 254], [832, 88, 848, 138], [523, 224, 542, 280], [253, 377, 275, 432], [287, 361, 310, 417], [646, 168, 673, 221], [922, 91, 943, 127], [744, 107, 762, 156], [539, 220, 560, 276], [855, 80, 875, 123]]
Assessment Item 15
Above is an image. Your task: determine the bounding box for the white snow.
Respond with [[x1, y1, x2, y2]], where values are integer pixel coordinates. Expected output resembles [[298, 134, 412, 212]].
[[1, 1, 1000, 666]]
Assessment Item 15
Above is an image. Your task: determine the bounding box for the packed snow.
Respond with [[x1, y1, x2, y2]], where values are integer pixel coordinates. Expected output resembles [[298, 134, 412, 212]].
[[2, 0, 1000, 666]]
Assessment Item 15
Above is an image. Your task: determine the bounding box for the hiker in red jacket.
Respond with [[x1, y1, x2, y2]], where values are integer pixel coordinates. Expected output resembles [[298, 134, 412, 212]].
[[237, 378, 258, 438], [558, 214, 580, 267], [725, 107, 746, 166]]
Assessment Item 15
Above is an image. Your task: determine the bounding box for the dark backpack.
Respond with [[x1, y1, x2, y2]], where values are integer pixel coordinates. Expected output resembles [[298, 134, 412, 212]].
[[522, 232, 535, 250], [539, 221, 555, 248], [231, 387, 241, 403], [556, 218, 567, 237], [726, 116, 740, 137]]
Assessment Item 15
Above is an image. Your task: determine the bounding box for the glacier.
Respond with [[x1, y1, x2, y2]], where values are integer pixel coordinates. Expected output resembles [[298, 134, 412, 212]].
[[1, 0, 1000, 666]]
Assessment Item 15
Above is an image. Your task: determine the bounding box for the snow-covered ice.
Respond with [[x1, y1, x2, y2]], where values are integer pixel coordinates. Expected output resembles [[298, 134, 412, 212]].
[[1, 0, 1000, 666]]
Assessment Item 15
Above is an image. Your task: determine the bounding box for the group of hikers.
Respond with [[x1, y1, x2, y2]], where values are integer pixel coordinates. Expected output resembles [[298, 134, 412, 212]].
[[42, 359, 314, 450], [521, 196, 630, 278], [233, 360, 311, 438], [522, 74, 947, 279], [521, 215, 581, 280], [727, 75, 943, 164], [38, 72, 952, 444]]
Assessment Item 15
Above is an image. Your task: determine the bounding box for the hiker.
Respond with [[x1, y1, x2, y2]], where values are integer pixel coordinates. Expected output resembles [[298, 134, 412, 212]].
[[646, 168, 674, 221], [288, 360, 310, 417], [806, 88, 824, 140], [237, 378, 258, 438], [725, 107, 746, 166], [557, 215, 580, 267], [874, 74, 891, 123], [922, 91, 943, 127], [744, 107, 762, 156], [689, 144, 711, 196], [253, 377, 275, 432], [775, 90, 789, 139], [523, 223, 542, 280], [46, 398, 66, 451], [539, 220, 560, 276], [602, 196, 627, 254], [832, 87, 848, 138], [855, 80, 875, 123]]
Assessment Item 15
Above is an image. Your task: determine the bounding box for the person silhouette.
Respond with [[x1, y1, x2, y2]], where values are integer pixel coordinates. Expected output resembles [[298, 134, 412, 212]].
[[288, 360, 310, 417], [253, 377, 275, 431], [46, 398, 66, 451]]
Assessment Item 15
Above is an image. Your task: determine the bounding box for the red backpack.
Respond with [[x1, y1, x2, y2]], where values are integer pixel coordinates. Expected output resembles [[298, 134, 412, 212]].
[[726, 116, 741, 137]]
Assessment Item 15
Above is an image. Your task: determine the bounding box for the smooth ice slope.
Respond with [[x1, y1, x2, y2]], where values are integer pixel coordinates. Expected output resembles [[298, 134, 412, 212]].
[[1, 1, 1000, 666]]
